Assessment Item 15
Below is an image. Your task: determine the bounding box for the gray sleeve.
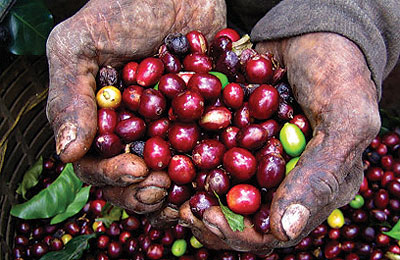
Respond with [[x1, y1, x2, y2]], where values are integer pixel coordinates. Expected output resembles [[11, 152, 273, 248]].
[[250, 0, 400, 99]]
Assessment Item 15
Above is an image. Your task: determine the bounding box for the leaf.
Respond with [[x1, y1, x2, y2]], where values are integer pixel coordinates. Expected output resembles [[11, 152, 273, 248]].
[[16, 156, 43, 200], [95, 203, 123, 228], [50, 186, 91, 225], [39, 233, 97, 260], [383, 219, 400, 240], [10, 163, 83, 219], [214, 192, 245, 232], [4, 0, 53, 55]]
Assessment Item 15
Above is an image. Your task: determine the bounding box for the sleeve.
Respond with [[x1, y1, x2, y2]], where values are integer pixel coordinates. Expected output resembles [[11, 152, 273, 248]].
[[250, 0, 400, 99]]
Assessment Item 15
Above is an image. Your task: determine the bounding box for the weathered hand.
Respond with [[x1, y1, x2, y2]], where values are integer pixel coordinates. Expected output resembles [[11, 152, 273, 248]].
[[180, 32, 381, 253], [45, 0, 226, 214]]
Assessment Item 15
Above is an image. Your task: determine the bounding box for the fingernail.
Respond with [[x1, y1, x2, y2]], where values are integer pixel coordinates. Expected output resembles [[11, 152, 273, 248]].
[[281, 204, 310, 240], [56, 122, 77, 155], [135, 186, 166, 205]]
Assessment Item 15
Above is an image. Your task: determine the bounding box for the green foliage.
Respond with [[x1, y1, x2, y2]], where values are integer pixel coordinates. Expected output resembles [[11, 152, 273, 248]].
[[11, 163, 83, 219], [50, 186, 91, 225], [214, 191, 245, 232], [16, 156, 43, 200], [39, 233, 97, 260], [1, 0, 53, 55], [95, 203, 123, 227], [383, 220, 400, 240]]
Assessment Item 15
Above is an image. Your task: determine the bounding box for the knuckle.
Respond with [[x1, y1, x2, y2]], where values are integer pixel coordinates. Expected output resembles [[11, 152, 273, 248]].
[[309, 170, 339, 207]]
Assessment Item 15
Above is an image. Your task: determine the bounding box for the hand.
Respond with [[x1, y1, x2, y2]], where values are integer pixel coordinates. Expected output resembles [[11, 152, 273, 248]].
[[180, 32, 381, 253], [46, 0, 226, 214]]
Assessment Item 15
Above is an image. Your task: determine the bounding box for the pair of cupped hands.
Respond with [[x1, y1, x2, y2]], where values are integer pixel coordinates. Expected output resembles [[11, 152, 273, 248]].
[[46, 0, 380, 254]]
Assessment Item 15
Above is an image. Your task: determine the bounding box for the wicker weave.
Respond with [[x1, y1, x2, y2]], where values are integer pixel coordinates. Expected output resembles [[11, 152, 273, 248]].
[[0, 55, 54, 260]]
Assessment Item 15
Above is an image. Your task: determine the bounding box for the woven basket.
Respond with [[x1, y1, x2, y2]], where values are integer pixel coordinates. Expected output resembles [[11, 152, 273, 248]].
[[0, 54, 54, 260]]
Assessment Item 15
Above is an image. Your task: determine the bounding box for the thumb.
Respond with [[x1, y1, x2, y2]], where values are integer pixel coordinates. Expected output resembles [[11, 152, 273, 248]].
[[269, 132, 363, 242], [46, 20, 98, 163]]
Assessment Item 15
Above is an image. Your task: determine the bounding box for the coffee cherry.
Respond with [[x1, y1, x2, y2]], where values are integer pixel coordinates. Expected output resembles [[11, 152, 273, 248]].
[[108, 241, 122, 258], [199, 106, 232, 131], [252, 204, 270, 234], [214, 28, 240, 42], [94, 133, 123, 158], [96, 86, 122, 109], [147, 244, 164, 259], [147, 118, 170, 138], [122, 85, 143, 112], [223, 83, 244, 110], [165, 33, 190, 56], [97, 234, 110, 249], [183, 53, 213, 73], [168, 155, 196, 185], [192, 139, 226, 170], [138, 89, 166, 120], [122, 61, 139, 85], [237, 124, 267, 150], [327, 209, 345, 229], [223, 147, 257, 181], [227, 184, 261, 215], [205, 169, 230, 196], [168, 184, 192, 205], [143, 136, 171, 170], [245, 56, 273, 84], [189, 191, 218, 219], [172, 90, 204, 122], [248, 84, 279, 120], [158, 73, 186, 99], [256, 153, 286, 189], [115, 116, 146, 142], [186, 30, 208, 54], [188, 73, 222, 101], [136, 57, 164, 87]]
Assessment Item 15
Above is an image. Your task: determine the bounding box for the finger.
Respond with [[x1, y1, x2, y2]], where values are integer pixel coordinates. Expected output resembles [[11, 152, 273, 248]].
[[46, 20, 98, 163], [269, 134, 364, 241], [73, 153, 149, 187], [103, 171, 170, 214], [201, 206, 275, 254], [147, 204, 180, 229], [179, 201, 231, 250]]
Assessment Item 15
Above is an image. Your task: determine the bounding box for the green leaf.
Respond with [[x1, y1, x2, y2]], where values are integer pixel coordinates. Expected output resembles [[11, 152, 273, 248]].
[[16, 156, 43, 200], [96, 203, 123, 227], [214, 192, 245, 232], [10, 163, 83, 219], [4, 0, 53, 55], [50, 186, 91, 225], [383, 220, 400, 240], [39, 233, 97, 260]]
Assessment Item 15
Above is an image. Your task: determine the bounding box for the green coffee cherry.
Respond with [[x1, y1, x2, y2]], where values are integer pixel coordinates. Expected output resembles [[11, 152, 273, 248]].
[[190, 235, 203, 248], [327, 208, 345, 229], [349, 194, 364, 209], [171, 239, 187, 257], [280, 123, 306, 157], [285, 156, 300, 175]]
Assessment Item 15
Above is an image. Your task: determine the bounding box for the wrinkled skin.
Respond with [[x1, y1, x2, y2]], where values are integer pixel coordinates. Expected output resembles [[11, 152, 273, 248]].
[[46, 0, 226, 214], [180, 32, 381, 253]]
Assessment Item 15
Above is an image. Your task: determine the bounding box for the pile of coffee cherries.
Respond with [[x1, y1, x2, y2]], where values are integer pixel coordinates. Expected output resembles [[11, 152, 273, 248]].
[[93, 28, 311, 233], [12, 130, 400, 259]]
